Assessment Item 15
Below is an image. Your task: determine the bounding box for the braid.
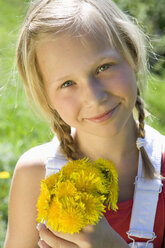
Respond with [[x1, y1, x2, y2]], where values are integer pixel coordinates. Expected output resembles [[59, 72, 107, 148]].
[[135, 88, 145, 138], [135, 88, 159, 179], [51, 110, 78, 160]]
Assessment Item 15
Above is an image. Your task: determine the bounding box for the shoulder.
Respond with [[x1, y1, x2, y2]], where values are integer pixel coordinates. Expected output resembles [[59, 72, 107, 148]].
[[11, 138, 61, 201], [145, 124, 165, 140], [5, 140, 59, 247], [144, 124, 165, 154], [15, 142, 52, 176], [12, 137, 61, 196], [16, 138, 59, 170], [147, 125, 165, 154], [11, 140, 58, 201]]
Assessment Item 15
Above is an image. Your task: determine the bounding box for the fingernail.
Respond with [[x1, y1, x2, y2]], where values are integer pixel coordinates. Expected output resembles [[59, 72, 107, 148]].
[[36, 223, 46, 231], [38, 239, 42, 246], [36, 223, 40, 231]]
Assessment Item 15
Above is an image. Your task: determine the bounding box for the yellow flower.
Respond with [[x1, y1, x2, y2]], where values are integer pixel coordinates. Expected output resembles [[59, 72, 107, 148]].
[[94, 158, 118, 176], [45, 173, 61, 190], [47, 198, 62, 230], [0, 171, 10, 179], [94, 158, 119, 211], [55, 181, 77, 199], [106, 188, 118, 211], [59, 197, 85, 234], [81, 193, 106, 225], [70, 168, 107, 195], [37, 158, 119, 233], [36, 181, 51, 222], [61, 158, 91, 179], [105, 179, 119, 211]]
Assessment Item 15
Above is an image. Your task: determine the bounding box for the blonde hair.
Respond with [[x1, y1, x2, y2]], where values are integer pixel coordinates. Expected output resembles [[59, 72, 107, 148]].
[[17, 0, 157, 177]]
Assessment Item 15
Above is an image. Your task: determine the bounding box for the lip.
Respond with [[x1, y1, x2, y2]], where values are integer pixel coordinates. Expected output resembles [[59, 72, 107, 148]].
[[85, 103, 120, 123]]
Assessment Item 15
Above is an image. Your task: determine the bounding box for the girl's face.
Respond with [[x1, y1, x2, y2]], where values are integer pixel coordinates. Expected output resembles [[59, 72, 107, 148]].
[[36, 34, 137, 138]]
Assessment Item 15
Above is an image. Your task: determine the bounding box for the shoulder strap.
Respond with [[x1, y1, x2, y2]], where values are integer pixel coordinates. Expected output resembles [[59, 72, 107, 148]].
[[45, 137, 68, 178], [127, 125, 164, 244]]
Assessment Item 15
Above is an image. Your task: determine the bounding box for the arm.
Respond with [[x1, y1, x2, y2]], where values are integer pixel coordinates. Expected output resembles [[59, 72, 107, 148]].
[[4, 154, 45, 248]]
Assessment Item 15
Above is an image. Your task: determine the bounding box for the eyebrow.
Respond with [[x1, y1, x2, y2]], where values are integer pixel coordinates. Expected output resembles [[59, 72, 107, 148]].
[[49, 51, 120, 85]]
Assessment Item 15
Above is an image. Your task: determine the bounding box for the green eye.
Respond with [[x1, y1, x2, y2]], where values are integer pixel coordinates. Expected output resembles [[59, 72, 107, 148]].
[[61, 80, 74, 88], [96, 64, 110, 74]]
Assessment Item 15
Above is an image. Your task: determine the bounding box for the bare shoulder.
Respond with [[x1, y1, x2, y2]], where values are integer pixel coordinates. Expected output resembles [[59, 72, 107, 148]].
[[15, 139, 57, 176], [18, 140, 54, 165], [4, 140, 56, 248], [10, 140, 56, 209]]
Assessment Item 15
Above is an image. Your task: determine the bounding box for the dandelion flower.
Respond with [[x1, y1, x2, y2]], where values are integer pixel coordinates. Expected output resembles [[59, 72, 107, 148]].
[[36, 181, 51, 222], [94, 158, 119, 210], [47, 198, 62, 230], [61, 158, 91, 179], [81, 193, 106, 225], [55, 181, 77, 199], [37, 158, 119, 233], [71, 169, 106, 194], [45, 173, 61, 190], [78, 165, 108, 194], [0, 171, 10, 179], [59, 197, 85, 234]]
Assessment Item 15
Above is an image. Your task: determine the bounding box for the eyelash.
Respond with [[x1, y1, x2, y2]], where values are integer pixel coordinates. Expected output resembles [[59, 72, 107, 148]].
[[61, 80, 74, 88], [96, 63, 111, 75], [61, 63, 112, 88]]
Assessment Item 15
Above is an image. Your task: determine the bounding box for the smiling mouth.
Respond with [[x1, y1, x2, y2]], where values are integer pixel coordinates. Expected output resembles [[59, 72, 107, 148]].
[[85, 103, 121, 123]]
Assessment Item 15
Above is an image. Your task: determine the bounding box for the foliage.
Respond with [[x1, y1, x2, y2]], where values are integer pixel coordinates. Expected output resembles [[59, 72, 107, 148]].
[[145, 75, 165, 133], [114, 0, 165, 75]]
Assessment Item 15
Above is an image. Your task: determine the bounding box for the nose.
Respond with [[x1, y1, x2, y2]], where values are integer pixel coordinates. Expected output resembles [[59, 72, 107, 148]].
[[81, 76, 108, 106]]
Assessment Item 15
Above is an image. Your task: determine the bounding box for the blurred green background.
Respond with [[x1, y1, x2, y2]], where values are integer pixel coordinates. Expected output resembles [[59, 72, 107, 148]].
[[0, 0, 165, 246]]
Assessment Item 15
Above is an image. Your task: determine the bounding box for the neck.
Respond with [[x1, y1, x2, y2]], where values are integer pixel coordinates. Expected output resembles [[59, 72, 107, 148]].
[[75, 117, 138, 165]]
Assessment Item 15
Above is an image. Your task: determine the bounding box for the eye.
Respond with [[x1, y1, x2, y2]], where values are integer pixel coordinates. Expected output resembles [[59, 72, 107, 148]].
[[61, 80, 74, 88], [96, 63, 111, 74]]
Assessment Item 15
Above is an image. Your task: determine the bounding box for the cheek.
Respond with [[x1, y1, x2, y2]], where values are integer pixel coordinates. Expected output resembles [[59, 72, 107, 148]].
[[50, 94, 79, 122], [110, 66, 137, 99]]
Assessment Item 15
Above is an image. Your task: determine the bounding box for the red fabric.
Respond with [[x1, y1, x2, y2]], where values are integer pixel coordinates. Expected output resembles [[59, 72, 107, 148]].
[[104, 151, 165, 248]]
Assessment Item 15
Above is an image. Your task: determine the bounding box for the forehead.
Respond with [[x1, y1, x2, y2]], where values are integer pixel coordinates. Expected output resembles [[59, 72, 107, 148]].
[[35, 32, 122, 85], [36, 31, 117, 63]]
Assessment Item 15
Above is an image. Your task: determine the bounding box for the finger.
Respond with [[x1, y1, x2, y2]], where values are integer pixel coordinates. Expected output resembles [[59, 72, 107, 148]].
[[37, 223, 79, 248]]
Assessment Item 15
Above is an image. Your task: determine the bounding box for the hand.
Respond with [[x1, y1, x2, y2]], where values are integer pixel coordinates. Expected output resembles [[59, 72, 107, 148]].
[[37, 216, 129, 248], [37, 223, 79, 248]]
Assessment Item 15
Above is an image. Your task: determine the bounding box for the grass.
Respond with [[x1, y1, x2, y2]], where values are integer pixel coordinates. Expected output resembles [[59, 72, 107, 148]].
[[145, 75, 165, 134], [0, 0, 165, 247]]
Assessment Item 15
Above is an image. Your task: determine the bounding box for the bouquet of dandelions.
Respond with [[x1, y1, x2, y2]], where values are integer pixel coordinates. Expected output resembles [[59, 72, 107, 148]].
[[37, 158, 118, 234]]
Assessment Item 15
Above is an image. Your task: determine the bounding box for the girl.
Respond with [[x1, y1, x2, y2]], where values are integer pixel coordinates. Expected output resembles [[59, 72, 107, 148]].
[[4, 0, 165, 247]]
